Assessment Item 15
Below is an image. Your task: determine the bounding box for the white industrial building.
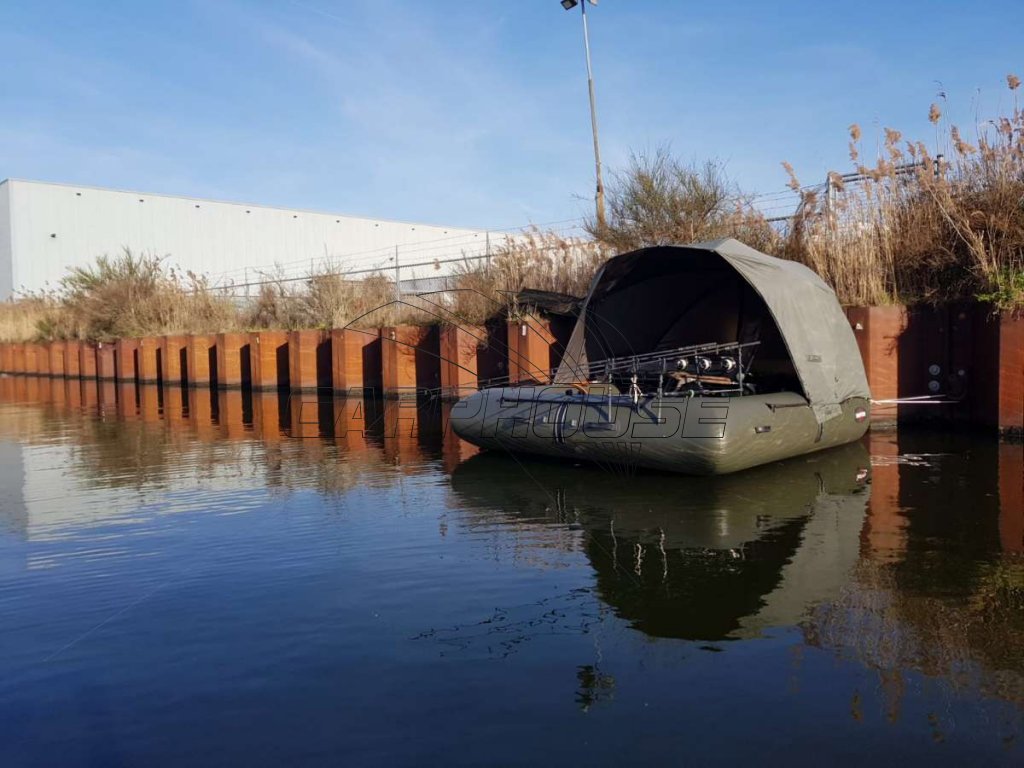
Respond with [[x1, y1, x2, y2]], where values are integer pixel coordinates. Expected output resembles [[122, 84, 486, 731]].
[[0, 179, 498, 300]]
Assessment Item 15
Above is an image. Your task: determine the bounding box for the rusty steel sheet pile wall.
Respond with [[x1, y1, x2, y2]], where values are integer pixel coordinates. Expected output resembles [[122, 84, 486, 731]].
[[0, 304, 1020, 437]]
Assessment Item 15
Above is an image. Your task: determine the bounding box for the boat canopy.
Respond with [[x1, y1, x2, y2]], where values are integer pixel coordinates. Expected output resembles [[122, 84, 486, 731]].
[[553, 238, 871, 423]]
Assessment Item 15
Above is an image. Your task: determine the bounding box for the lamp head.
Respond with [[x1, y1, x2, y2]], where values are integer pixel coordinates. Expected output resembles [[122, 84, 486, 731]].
[[561, 0, 578, 9]]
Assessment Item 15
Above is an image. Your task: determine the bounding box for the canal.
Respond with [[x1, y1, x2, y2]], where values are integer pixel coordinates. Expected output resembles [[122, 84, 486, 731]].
[[0, 377, 1021, 766]]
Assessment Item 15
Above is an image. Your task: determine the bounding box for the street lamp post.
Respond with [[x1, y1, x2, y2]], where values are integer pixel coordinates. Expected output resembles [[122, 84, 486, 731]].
[[561, 0, 606, 230]]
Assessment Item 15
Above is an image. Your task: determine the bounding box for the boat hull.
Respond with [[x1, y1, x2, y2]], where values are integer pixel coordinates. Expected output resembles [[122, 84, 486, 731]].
[[449, 387, 870, 475]]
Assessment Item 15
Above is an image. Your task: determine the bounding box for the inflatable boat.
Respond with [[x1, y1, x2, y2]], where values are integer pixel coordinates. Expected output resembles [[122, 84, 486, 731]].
[[450, 239, 871, 475]]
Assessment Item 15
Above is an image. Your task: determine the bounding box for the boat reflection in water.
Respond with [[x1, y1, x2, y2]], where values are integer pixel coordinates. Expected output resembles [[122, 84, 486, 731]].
[[451, 442, 871, 641]]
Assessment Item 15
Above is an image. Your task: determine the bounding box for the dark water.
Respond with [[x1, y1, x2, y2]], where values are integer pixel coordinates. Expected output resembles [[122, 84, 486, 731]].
[[0, 376, 1021, 767]]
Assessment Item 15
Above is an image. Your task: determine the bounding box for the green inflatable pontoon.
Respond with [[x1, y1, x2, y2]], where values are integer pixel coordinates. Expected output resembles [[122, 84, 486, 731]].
[[451, 239, 871, 475]]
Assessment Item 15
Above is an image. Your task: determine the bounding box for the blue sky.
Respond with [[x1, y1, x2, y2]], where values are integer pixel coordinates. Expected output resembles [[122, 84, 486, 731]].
[[1, 0, 1021, 230]]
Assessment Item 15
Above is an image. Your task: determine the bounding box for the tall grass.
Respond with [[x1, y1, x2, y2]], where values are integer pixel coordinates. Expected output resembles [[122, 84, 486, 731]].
[[242, 267, 433, 330], [0, 298, 55, 342], [57, 251, 240, 340], [449, 228, 606, 324], [0, 252, 462, 343], [1, 250, 239, 342]]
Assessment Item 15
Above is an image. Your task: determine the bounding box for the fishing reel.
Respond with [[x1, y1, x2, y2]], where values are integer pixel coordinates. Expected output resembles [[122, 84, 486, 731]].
[[675, 355, 738, 377]]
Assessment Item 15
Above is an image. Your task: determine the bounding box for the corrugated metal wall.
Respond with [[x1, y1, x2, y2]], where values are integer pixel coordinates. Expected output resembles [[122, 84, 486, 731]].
[[0, 182, 12, 300], [1, 180, 492, 298]]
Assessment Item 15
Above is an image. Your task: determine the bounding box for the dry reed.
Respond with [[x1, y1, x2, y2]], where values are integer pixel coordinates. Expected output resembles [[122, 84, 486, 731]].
[[448, 228, 606, 324], [0, 297, 55, 342], [783, 74, 1024, 310], [242, 266, 434, 330]]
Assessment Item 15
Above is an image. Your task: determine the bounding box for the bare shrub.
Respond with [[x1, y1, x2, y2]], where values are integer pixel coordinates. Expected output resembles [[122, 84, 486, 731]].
[[242, 281, 303, 331], [587, 148, 782, 255], [242, 268, 316, 331], [180, 271, 240, 334]]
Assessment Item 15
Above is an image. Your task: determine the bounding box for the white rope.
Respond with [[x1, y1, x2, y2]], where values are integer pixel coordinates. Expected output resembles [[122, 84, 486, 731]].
[[871, 395, 962, 406]]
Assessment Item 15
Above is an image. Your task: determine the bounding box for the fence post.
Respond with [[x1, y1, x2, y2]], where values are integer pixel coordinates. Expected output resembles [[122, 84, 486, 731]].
[[394, 245, 401, 301]]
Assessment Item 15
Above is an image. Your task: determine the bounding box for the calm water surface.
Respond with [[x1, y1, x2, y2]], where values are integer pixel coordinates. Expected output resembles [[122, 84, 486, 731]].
[[0, 377, 1022, 766]]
